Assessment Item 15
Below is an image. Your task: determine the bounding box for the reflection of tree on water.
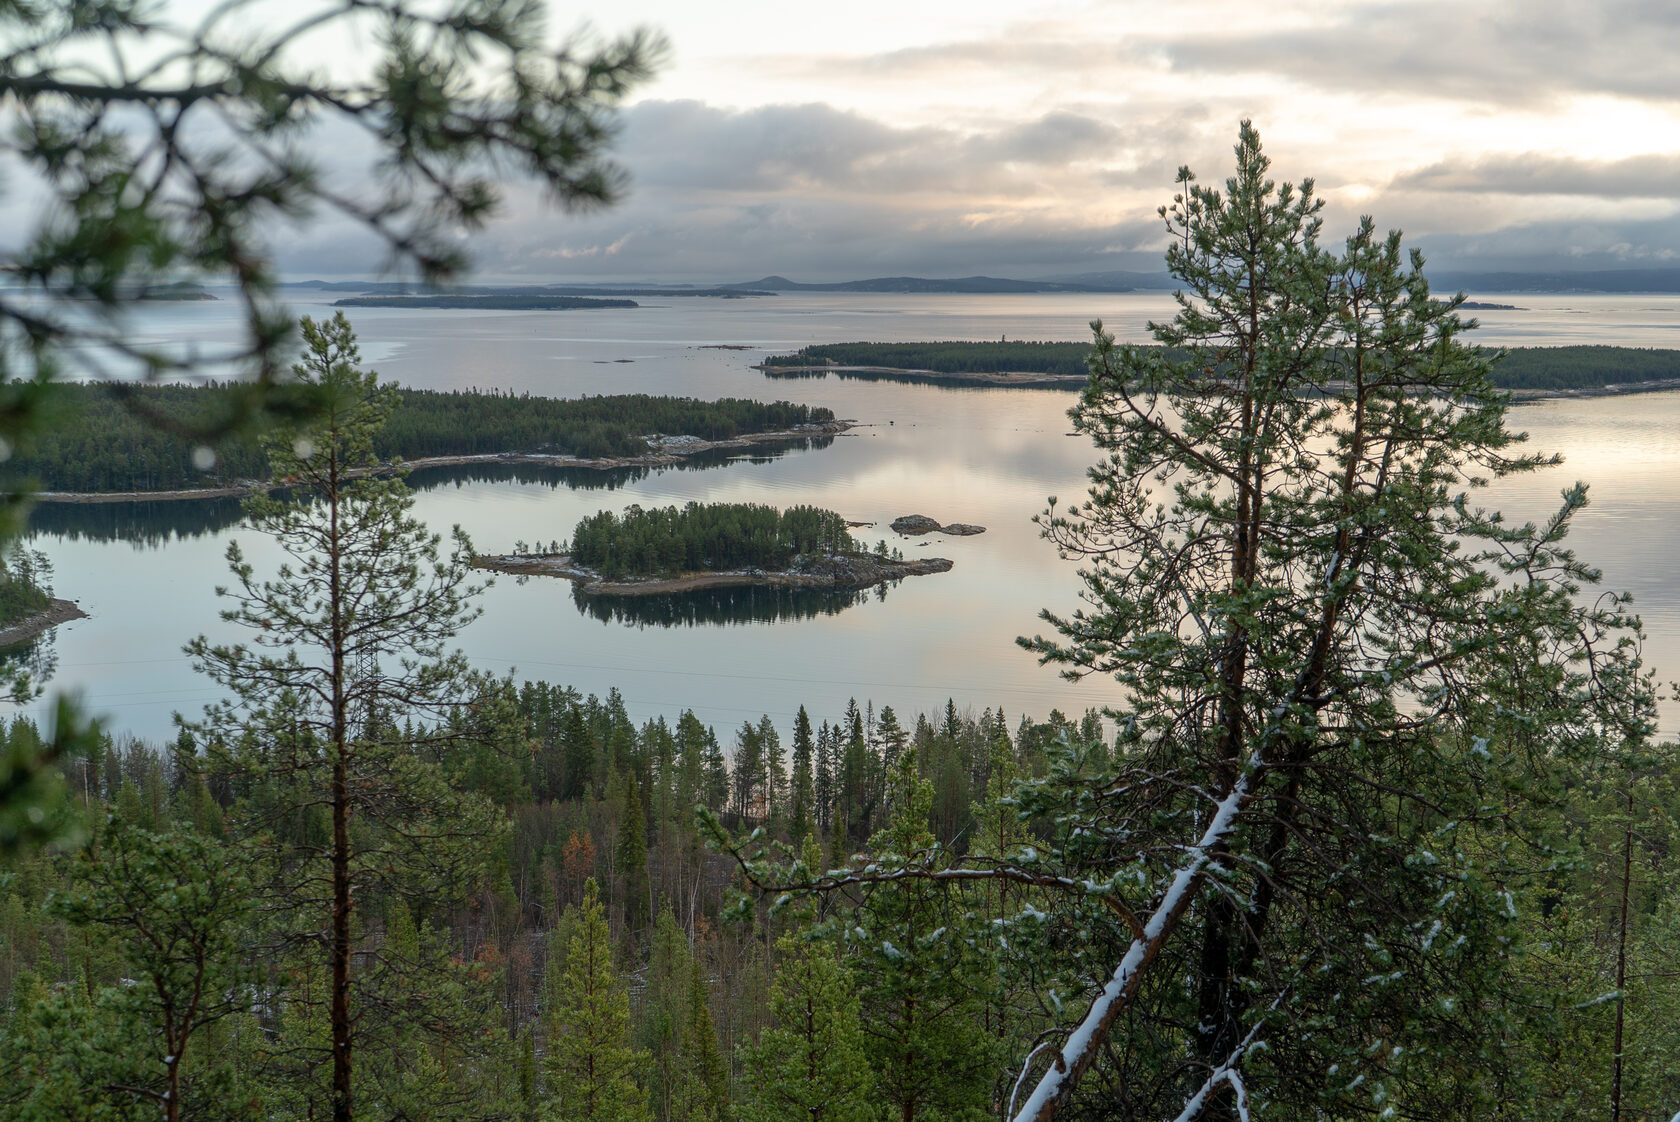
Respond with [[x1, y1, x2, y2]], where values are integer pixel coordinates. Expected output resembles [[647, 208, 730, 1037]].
[[404, 437, 831, 493], [0, 630, 60, 703], [23, 437, 835, 546], [27, 496, 249, 548], [572, 581, 881, 628]]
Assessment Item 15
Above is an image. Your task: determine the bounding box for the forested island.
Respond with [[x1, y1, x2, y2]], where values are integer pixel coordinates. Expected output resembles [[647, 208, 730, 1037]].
[[13, 384, 840, 496], [475, 501, 953, 594], [763, 339, 1680, 393], [0, 546, 85, 650]]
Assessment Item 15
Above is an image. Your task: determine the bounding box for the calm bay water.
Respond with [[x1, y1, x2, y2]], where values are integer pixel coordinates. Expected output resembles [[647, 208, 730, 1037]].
[[20, 291, 1680, 738]]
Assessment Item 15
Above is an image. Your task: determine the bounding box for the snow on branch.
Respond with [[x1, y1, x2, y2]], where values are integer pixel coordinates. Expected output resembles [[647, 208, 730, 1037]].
[[1009, 751, 1261, 1122]]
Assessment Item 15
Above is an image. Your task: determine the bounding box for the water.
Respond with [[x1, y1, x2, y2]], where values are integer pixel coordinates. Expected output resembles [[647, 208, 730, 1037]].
[[20, 291, 1680, 738]]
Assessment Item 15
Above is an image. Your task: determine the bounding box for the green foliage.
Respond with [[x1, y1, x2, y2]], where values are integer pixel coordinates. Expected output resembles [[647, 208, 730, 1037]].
[[0, 545, 52, 627], [569, 502, 860, 578], [0, 0, 657, 397], [6, 383, 834, 493], [545, 878, 649, 1122], [4, 815, 257, 1122], [764, 341, 1094, 376], [846, 750, 994, 1122], [185, 313, 504, 1121], [737, 935, 877, 1122], [1002, 120, 1651, 1119], [766, 340, 1680, 392]]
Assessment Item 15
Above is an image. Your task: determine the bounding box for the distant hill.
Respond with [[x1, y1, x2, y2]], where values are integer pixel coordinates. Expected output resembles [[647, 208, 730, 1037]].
[[728, 274, 1133, 294], [1429, 269, 1680, 294]]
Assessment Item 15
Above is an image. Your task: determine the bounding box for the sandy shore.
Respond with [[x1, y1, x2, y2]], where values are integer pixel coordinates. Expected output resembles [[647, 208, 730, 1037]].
[[33, 423, 850, 505], [472, 552, 952, 596], [0, 599, 88, 648]]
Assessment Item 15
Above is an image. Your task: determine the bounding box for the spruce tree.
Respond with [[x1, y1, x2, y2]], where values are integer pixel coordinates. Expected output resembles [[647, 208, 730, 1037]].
[[789, 707, 816, 843], [545, 879, 649, 1122]]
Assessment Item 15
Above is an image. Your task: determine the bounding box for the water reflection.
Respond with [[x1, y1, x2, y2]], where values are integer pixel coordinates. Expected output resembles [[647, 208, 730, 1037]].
[[22, 439, 833, 546], [0, 629, 59, 699], [28, 497, 248, 547], [571, 582, 878, 627]]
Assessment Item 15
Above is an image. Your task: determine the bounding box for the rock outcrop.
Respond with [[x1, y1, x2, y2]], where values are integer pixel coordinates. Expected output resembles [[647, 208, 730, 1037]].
[[891, 514, 987, 536]]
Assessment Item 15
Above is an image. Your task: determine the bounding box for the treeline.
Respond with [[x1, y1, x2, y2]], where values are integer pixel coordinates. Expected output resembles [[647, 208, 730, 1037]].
[[0, 686, 1107, 1122], [764, 339, 1095, 375], [567, 502, 860, 577], [0, 548, 51, 627], [764, 339, 1680, 391], [5, 680, 1679, 1120], [9, 384, 833, 492]]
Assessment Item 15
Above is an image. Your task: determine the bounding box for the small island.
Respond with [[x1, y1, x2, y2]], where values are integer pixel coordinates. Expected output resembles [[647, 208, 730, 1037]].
[[0, 548, 85, 648], [474, 501, 953, 596], [891, 514, 986, 536]]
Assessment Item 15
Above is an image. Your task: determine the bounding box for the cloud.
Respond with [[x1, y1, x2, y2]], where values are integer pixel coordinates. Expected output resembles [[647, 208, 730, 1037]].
[[1394, 152, 1680, 197]]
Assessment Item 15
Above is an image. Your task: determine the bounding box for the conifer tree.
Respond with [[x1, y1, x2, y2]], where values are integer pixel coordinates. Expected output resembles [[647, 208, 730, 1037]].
[[186, 312, 500, 1122], [545, 878, 649, 1122], [640, 908, 694, 1122], [679, 966, 731, 1122], [850, 750, 992, 1122], [737, 935, 874, 1122], [789, 707, 816, 842], [617, 776, 649, 931]]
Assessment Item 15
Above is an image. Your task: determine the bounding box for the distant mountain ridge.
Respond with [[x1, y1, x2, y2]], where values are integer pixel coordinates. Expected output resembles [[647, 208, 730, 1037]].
[[1427, 269, 1680, 294]]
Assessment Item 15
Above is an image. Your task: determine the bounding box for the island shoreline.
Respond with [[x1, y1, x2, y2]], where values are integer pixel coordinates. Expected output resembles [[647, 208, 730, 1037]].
[[759, 363, 1680, 400], [0, 598, 88, 648], [31, 423, 851, 504], [472, 552, 952, 596]]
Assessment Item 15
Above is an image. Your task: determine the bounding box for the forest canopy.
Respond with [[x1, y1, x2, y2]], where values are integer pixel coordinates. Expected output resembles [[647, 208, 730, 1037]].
[[567, 501, 860, 577], [764, 339, 1680, 391], [8, 384, 833, 493]]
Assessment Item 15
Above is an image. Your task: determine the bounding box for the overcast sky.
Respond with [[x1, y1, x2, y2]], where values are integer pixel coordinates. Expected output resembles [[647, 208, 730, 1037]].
[[29, 0, 1680, 282]]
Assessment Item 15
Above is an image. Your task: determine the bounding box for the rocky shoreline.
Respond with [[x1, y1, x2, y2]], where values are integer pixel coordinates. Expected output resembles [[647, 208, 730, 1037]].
[[32, 422, 851, 505], [0, 598, 88, 648], [472, 550, 952, 596]]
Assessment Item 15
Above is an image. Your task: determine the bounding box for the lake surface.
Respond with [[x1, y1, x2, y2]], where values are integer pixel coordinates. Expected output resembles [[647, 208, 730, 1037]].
[[19, 291, 1680, 739]]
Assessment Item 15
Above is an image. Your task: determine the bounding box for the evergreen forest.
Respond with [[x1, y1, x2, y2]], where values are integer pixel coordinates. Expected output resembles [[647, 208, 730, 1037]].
[[4, 6, 1680, 1117], [566, 502, 861, 577], [8, 384, 832, 493], [766, 339, 1680, 391]]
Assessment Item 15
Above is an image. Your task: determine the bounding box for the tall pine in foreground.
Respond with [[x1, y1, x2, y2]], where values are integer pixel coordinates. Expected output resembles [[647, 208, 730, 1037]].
[[186, 312, 500, 1122], [545, 878, 649, 1122], [1003, 121, 1650, 1120]]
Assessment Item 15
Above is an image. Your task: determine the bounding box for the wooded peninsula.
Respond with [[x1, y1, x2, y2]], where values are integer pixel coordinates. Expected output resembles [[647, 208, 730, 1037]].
[[762, 339, 1680, 392], [11, 384, 837, 494]]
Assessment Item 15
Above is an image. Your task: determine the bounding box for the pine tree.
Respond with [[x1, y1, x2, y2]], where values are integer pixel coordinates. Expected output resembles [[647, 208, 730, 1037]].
[[186, 312, 501, 1122], [545, 879, 649, 1122], [1003, 121, 1647, 1119], [639, 908, 694, 1122], [737, 936, 874, 1122]]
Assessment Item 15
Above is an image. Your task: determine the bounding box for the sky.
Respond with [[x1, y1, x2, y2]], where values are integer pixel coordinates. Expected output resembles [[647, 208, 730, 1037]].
[[20, 0, 1680, 282]]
